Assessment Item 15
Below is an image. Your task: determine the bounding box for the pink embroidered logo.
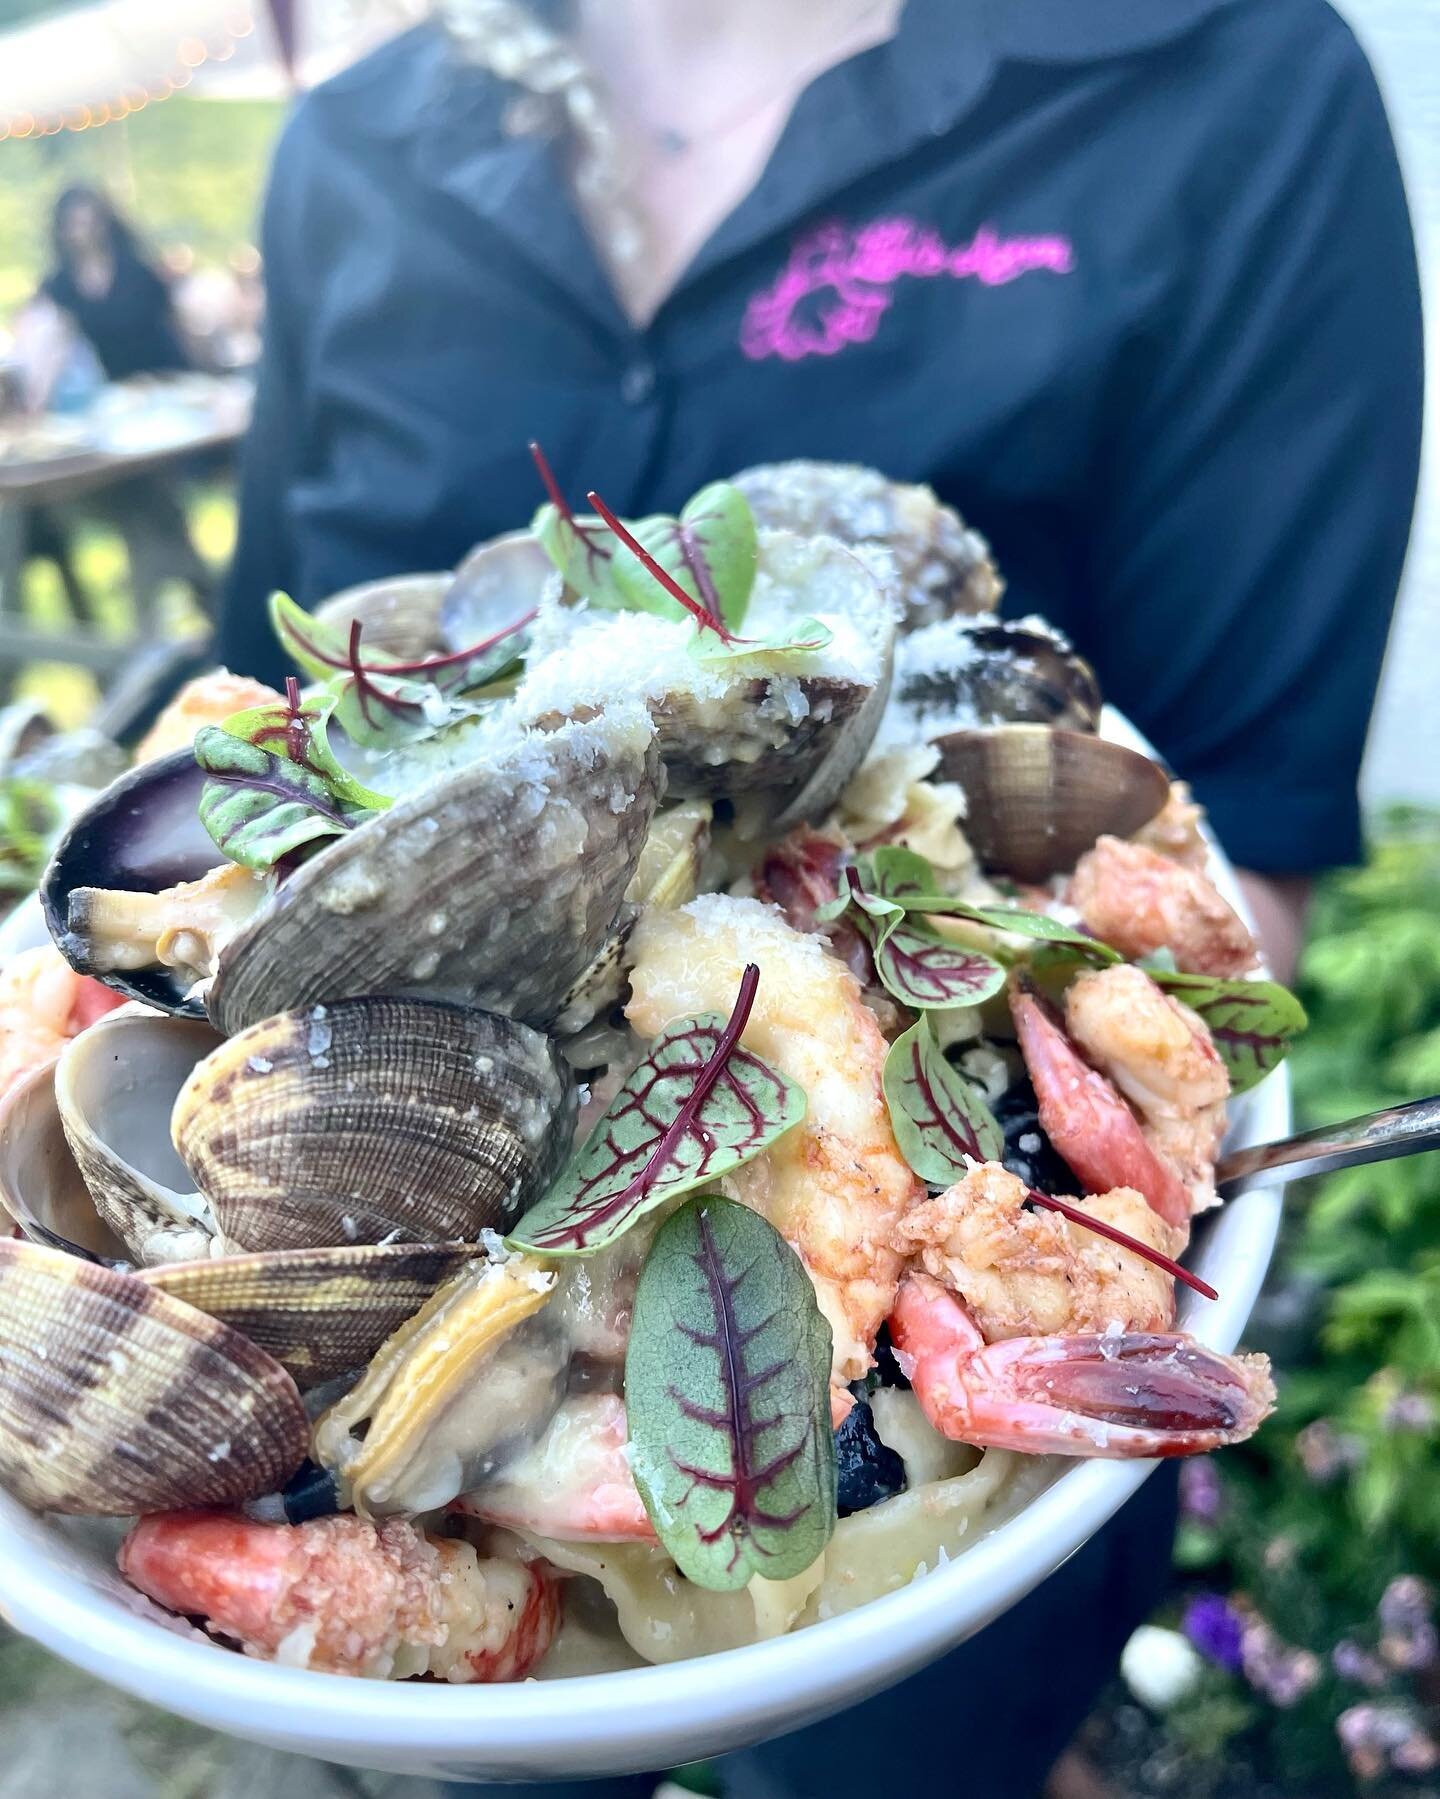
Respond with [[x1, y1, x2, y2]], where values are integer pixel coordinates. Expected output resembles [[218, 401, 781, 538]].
[[740, 217, 1075, 362]]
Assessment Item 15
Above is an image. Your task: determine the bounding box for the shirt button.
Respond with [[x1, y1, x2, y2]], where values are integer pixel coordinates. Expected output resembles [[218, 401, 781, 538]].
[[620, 360, 656, 405]]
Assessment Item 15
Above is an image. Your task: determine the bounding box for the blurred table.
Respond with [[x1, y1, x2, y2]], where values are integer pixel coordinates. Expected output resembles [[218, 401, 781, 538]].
[[0, 374, 252, 686]]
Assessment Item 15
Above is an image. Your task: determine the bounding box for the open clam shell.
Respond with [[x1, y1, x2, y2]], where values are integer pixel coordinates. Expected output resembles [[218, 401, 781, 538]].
[[0, 1238, 307, 1515], [0, 1061, 128, 1263], [312, 1253, 567, 1517], [933, 725, 1171, 882], [206, 703, 661, 1034], [312, 572, 453, 662], [890, 616, 1103, 743], [42, 748, 221, 1015], [172, 997, 575, 1253], [141, 1243, 475, 1387], [55, 1010, 223, 1267], [441, 531, 556, 649], [733, 460, 1003, 627]]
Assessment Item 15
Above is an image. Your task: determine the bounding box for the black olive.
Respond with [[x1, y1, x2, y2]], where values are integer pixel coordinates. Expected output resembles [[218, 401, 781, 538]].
[[834, 1396, 907, 1516], [992, 1077, 1075, 1196]]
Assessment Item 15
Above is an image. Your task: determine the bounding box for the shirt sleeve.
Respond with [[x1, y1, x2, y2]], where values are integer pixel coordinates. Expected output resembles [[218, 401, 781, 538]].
[[217, 109, 314, 686], [1080, 7, 1423, 875]]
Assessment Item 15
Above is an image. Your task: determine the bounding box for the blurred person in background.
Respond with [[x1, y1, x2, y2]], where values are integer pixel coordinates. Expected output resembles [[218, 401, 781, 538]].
[[219, 2, 1423, 1792], [17, 185, 213, 622]]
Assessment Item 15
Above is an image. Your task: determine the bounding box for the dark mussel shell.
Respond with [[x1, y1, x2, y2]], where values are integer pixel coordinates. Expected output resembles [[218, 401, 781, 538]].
[[894, 617, 1102, 739], [41, 748, 219, 1015]]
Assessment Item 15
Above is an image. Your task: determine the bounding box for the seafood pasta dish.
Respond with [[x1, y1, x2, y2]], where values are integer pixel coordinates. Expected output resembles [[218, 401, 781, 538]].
[[0, 456, 1303, 1684]]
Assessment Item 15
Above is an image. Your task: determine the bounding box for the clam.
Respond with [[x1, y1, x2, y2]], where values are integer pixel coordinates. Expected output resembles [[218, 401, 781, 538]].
[[0, 1062, 128, 1263], [0, 1238, 307, 1515], [932, 725, 1171, 882], [54, 1009, 224, 1266], [440, 530, 556, 649], [311, 571, 453, 662], [888, 616, 1103, 745], [46, 703, 662, 1034], [140, 1242, 475, 1387], [312, 1253, 568, 1517], [173, 996, 574, 1253], [516, 530, 895, 821], [733, 460, 1003, 627]]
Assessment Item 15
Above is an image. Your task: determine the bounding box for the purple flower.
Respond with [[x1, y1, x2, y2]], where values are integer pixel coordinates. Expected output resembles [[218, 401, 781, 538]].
[[1338, 1703, 1440, 1780], [1178, 1456, 1225, 1525], [1295, 1418, 1364, 1482], [1240, 1617, 1321, 1708], [1182, 1593, 1245, 1671], [1383, 1390, 1435, 1432], [1378, 1575, 1437, 1671], [1331, 1639, 1388, 1689]]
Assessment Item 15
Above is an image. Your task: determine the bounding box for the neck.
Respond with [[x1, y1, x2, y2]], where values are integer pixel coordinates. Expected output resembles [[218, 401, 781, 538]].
[[576, 0, 892, 81]]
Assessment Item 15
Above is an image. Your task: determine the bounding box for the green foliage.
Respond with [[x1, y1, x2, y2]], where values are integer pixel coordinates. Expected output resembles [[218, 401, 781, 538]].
[[0, 97, 282, 311], [1153, 810, 1440, 1793]]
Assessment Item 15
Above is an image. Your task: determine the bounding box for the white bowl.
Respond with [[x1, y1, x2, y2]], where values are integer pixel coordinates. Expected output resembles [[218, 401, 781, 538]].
[[0, 743, 1287, 1781]]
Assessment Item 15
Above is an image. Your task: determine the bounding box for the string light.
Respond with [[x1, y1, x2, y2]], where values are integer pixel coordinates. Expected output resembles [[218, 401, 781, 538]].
[[3, 6, 256, 137]]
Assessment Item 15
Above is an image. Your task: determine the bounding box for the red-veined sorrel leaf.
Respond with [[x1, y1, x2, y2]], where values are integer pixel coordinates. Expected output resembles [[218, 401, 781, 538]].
[[1026, 1189, 1218, 1302], [866, 915, 1007, 1010], [1150, 972, 1307, 1093], [588, 490, 833, 664], [508, 964, 805, 1256], [269, 593, 528, 747], [625, 1194, 835, 1590], [883, 1015, 1004, 1184], [195, 725, 367, 870], [217, 679, 391, 812], [614, 481, 759, 630], [530, 441, 629, 606], [860, 847, 1121, 964]]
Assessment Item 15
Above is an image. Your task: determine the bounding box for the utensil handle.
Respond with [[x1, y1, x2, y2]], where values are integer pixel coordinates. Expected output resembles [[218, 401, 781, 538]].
[[1215, 1094, 1440, 1195]]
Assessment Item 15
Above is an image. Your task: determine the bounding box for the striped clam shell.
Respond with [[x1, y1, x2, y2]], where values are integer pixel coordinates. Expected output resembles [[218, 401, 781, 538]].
[[171, 997, 575, 1254], [141, 1243, 477, 1387], [0, 1239, 307, 1515]]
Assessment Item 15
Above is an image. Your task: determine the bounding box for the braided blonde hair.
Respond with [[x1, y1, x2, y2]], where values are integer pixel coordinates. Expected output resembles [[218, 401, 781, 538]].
[[435, 0, 645, 266]]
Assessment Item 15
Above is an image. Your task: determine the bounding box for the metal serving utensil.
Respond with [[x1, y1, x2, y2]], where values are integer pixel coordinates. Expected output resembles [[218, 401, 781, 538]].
[[1215, 1094, 1440, 1196]]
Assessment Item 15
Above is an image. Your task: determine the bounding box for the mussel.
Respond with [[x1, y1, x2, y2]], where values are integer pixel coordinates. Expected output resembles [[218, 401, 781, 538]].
[[933, 725, 1171, 882], [140, 1242, 476, 1387], [888, 616, 1102, 743], [46, 703, 663, 1033], [733, 460, 1004, 627], [0, 1237, 307, 1514], [54, 1008, 225, 1266], [312, 1253, 568, 1517], [173, 996, 574, 1252]]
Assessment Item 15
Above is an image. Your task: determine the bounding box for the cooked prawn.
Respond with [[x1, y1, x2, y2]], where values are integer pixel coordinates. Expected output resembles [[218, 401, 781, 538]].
[[1132, 782, 1210, 870], [1011, 979, 1194, 1230], [895, 1161, 1182, 1340], [889, 1273, 1275, 1458], [627, 893, 925, 1415], [454, 1394, 656, 1543], [1064, 964, 1228, 1210], [1069, 835, 1259, 977], [0, 945, 122, 1105], [119, 1511, 560, 1681]]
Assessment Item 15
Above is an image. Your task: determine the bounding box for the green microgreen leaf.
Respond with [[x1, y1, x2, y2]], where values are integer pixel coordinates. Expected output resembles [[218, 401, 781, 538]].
[[509, 965, 805, 1256], [688, 616, 834, 664], [625, 1194, 836, 1590], [883, 1015, 1004, 1184], [866, 915, 1008, 1010], [216, 684, 391, 813], [613, 482, 759, 630], [1151, 971, 1308, 1093], [529, 440, 631, 606]]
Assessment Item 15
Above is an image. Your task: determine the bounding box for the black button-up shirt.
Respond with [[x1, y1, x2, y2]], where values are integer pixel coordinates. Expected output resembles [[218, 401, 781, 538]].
[[221, 0, 1423, 873]]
